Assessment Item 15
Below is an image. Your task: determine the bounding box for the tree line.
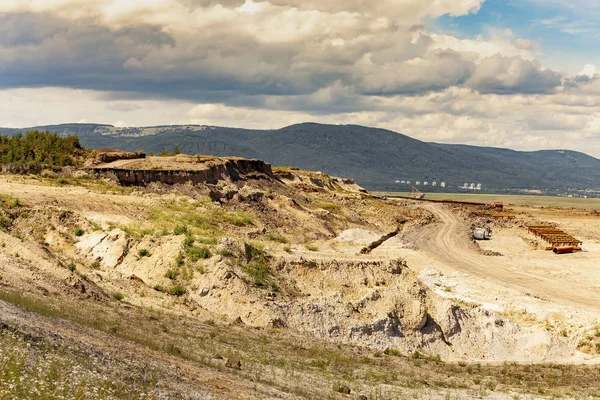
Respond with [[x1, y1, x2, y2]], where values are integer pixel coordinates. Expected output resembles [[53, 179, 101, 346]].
[[0, 130, 85, 167]]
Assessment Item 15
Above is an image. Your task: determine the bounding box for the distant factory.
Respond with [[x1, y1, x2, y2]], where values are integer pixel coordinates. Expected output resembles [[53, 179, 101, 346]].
[[394, 179, 447, 188], [393, 179, 475, 190]]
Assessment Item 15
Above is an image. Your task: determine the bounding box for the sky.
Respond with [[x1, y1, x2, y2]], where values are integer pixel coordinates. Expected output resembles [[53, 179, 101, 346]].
[[0, 0, 599, 156]]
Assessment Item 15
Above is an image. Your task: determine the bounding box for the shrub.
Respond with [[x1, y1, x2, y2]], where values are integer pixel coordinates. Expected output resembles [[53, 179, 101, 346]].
[[175, 251, 185, 267], [91, 260, 100, 269], [165, 269, 178, 280], [0, 195, 22, 209], [223, 211, 254, 227], [168, 284, 186, 296], [0, 215, 11, 229], [74, 227, 84, 237], [68, 263, 76, 272], [305, 243, 319, 252], [112, 292, 124, 301], [173, 224, 188, 235], [183, 234, 195, 248], [197, 237, 218, 245], [283, 245, 292, 253], [138, 249, 150, 257], [187, 245, 210, 261], [267, 233, 289, 244], [220, 249, 233, 257], [384, 348, 402, 357], [247, 262, 269, 287], [153, 285, 166, 293]]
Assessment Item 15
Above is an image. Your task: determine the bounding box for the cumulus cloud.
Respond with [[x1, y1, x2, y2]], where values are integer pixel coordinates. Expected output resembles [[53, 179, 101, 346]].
[[0, 0, 599, 157], [0, 0, 563, 100], [467, 55, 562, 94]]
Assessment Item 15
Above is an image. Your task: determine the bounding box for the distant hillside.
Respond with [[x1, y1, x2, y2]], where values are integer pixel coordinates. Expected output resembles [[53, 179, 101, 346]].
[[2, 122, 599, 192]]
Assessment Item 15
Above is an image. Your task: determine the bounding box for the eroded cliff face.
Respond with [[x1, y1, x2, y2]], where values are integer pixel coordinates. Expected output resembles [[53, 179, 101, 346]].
[[89, 156, 275, 186]]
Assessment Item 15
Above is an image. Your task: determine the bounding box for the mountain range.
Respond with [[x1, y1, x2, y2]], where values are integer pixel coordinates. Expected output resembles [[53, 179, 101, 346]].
[[2, 122, 599, 192]]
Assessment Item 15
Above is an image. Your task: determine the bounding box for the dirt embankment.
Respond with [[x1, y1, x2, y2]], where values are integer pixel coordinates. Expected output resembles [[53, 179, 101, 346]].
[[88, 155, 276, 187]]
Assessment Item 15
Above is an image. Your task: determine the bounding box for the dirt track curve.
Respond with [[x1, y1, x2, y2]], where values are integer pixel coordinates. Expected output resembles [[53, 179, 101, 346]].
[[413, 203, 600, 311]]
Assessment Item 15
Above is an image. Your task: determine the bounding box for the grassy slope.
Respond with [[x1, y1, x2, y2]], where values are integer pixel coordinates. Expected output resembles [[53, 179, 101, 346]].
[[2, 288, 600, 399]]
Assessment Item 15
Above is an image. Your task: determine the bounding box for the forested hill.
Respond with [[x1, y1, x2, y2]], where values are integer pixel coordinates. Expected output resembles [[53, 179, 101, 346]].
[[2, 122, 599, 192]]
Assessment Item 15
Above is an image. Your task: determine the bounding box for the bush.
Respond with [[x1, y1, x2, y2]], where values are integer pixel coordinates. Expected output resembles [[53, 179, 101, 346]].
[[247, 262, 269, 287], [168, 284, 186, 296], [267, 233, 289, 244], [173, 224, 188, 235], [68, 263, 76, 272], [220, 249, 233, 257], [305, 244, 319, 252], [384, 348, 402, 357], [223, 212, 254, 227], [137, 249, 150, 257], [112, 292, 124, 301], [0, 195, 22, 209], [187, 245, 210, 261], [165, 269, 178, 280], [0, 215, 11, 229], [74, 227, 84, 237], [183, 234, 195, 248], [197, 237, 218, 245], [175, 251, 185, 267], [90, 260, 100, 269]]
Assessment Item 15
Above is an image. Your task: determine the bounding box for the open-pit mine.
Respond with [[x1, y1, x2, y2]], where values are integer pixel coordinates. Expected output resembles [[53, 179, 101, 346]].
[[2, 148, 600, 399]]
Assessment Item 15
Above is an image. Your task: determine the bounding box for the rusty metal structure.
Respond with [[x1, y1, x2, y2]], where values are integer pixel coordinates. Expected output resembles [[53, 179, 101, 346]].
[[473, 210, 515, 220], [526, 224, 582, 249], [486, 212, 515, 220]]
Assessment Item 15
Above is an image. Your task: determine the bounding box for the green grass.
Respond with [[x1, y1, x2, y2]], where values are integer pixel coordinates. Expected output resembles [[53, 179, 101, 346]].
[[138, 198, 255, 239], [377, 192, 600, 210], [3, 288, 600, 399], [267, 233, 289, 244], [311, 200, 342, 214], [305, 243, 319, 252]]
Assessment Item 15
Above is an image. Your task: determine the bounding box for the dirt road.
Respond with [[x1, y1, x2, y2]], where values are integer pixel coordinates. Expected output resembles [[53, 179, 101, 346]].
[[412, 203, 600, 311]]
